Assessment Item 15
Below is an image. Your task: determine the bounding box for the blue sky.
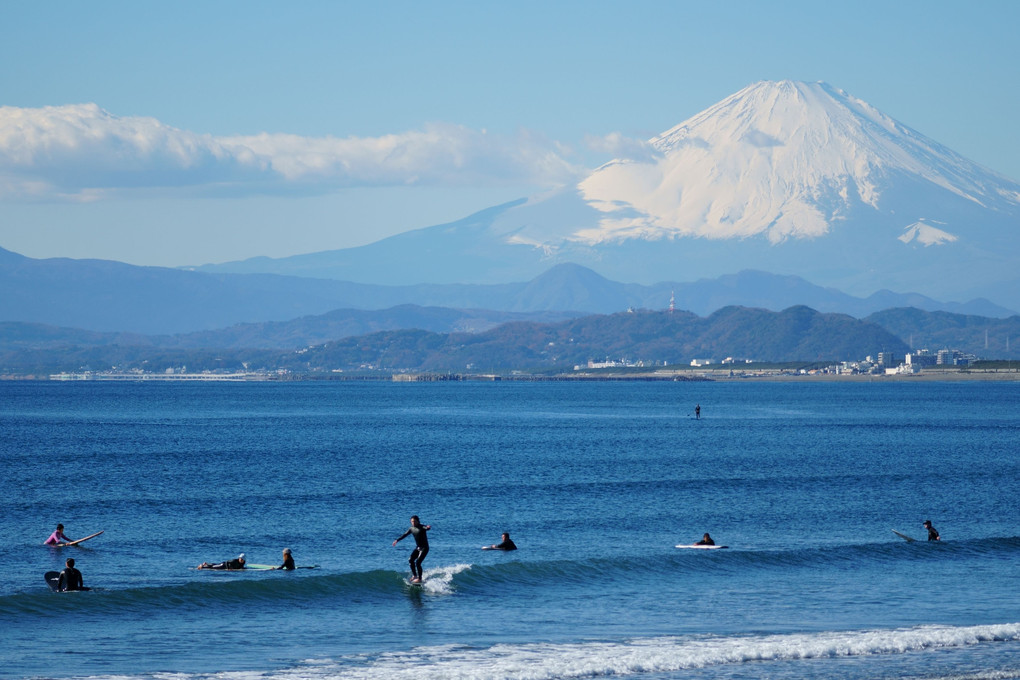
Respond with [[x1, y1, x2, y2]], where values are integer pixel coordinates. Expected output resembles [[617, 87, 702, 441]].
[[1, 0, 1018, 268]]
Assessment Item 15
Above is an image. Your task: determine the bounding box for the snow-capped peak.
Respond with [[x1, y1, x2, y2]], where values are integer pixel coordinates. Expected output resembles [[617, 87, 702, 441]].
[[899, 219, 958, 247], [570, 80, 1019, 245]]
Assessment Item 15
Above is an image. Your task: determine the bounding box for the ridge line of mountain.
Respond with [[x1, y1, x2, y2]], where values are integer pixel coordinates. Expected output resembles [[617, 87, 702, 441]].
[[3, 305, 1019, 378], [1, 245, 1014, 338]]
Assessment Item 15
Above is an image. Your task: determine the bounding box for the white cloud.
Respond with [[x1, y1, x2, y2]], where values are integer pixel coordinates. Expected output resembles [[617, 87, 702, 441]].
[[0, 104, 583, 199], [583, 132, 660, 163]]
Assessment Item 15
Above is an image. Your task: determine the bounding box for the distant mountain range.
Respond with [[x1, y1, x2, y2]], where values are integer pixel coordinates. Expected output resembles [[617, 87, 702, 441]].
[[194, 81, 1020, 311], [0, 306, 914, 375], [1, 246, 1013, 337], [0, 306, 580, 351], [3, 302, 1019, 377]]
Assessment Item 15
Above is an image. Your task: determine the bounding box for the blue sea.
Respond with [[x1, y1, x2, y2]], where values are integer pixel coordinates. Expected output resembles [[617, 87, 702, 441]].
[[1, 379, 1019, 680]]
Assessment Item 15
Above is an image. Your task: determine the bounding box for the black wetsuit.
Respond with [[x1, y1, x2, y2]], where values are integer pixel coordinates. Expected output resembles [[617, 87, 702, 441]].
[[205, 558, 245, 570], [396, 525, 430, 579], [58, 567, 84, 591], [926, 526, 940, 541], [494, 538, 517, 550], [279, 555, 295, 570], [695, 538, 715, 546]]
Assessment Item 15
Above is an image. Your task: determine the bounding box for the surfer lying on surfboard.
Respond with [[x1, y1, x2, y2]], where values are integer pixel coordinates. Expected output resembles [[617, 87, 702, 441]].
[[197, 554, 246, 570], [482, 532, 517, 551], [276, 548, 295, 570], [676, 532, 729, 549]]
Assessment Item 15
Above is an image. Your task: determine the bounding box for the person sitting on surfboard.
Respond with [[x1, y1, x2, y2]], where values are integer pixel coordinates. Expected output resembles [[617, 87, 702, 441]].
[[694, 533, 715, 546], [923, 520, 940, 541], [44, 524, 72, 546], [393, 515, 430, 583], [483, 532, 517, 551], [197, 553, 246, 570], [58, 558, 85, 591], [274, 548, 295, 570]]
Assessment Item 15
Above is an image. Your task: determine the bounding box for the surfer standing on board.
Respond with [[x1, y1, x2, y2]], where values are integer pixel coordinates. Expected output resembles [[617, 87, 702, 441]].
[[923, 520, 940, 541], [44, 524, 71, 545], [393, 515, 430, 583], [695, 404, 701, 420]]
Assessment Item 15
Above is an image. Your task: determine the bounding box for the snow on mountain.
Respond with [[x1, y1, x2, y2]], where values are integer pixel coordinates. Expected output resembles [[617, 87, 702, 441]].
[[898, 220, 958, 247], [198, 81, 1020, 309], [537, 80, 1020, 246]]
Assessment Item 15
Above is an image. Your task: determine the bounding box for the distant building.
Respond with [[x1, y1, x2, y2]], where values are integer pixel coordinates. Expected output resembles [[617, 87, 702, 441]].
[[936, 348, 977, 366], [877, 352, 899, 367], [906, 350, 937, 368]]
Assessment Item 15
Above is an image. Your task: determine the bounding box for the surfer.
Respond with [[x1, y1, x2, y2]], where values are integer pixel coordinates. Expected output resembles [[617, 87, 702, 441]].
[[694, 533, 715, 546], [393, 515, 431, 583], [44, 523, 72, 546], [923, 520, 940, 541], [695, 404, 701, 420], [483, 532, 517, 551], [197, 553, 246, 570], [274, 548, 295, 570], [58, 558, 86, 591]]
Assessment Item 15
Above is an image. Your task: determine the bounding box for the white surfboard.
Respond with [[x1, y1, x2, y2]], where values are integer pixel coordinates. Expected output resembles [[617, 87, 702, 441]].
[[675, 544, 728, 549], [892, 529, 917, 543], [52, 530, 104, 547]]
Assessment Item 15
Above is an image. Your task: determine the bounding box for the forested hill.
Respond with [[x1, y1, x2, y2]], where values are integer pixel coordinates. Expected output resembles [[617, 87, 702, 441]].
[[1, 306, 909, 375], [287, 305, 907, 373]]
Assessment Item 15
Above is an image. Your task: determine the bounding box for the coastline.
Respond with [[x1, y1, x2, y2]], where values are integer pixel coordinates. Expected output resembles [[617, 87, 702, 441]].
[[4, 367, 1019, 383], [680, 369, 1020, 382]]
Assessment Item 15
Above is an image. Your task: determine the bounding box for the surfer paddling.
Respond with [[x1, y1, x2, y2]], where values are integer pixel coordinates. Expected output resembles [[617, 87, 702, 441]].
[[694, 532, 715, 546], [44, 524, 72, 546], [923, 520, 940, 541], [482, 532, 517, 551], [393, 515, 430, 583], [197, 553, 246, 570], [274, 548, 295, 570]]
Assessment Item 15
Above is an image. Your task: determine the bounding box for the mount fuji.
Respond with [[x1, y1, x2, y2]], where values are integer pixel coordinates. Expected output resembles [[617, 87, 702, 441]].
[[199, 81, 1020, 310]]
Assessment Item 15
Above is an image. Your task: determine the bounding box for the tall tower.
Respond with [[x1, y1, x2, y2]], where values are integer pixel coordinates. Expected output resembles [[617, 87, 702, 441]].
[[668, 290, 675, 314]]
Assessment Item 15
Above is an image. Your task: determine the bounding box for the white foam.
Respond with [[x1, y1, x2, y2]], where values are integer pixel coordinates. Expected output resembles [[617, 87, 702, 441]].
[[72, 623, 1020, 680], [416, 562, 472, 595]]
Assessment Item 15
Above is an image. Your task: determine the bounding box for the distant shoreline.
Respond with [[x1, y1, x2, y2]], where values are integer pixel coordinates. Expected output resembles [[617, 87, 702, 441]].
[[699, 370, 1020, 382], [6, 368, 1018, 383]]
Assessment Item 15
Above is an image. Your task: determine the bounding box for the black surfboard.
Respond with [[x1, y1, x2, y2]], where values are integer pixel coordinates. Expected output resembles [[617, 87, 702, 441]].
[[44, 571, 90, 592]]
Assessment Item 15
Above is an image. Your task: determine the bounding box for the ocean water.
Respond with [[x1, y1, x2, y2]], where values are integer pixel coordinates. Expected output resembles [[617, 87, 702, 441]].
[[1, 379, 1018, 680]]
